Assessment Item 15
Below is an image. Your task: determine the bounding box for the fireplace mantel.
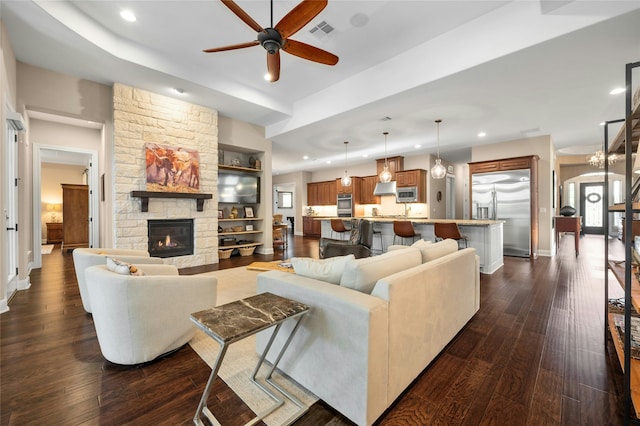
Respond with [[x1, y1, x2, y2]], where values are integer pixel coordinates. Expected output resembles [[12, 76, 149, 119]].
[[131, 191, 213, 212]]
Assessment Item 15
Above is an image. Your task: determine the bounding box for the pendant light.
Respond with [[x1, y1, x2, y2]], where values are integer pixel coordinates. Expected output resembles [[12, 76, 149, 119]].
[[379, 132, 392, 183], [431, 119, 447, 179], [373, 131, 397, 196], [341, 141, 352, 186]]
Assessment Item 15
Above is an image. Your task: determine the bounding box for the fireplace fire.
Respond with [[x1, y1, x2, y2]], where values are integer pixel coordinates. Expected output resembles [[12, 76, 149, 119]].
[[147, 219, 194, 258]]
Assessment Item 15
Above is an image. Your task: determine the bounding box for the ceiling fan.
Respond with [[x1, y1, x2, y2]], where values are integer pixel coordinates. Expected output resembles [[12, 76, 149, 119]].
[[204, 0, 339, 82]]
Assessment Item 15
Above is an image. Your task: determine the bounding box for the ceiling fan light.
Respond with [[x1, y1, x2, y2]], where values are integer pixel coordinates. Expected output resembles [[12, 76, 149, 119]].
[[431, 158, 447, 179]]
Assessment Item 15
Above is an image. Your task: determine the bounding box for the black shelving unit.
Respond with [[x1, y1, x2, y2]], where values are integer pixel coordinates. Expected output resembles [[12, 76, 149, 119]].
[[605, 60, 640, 425]]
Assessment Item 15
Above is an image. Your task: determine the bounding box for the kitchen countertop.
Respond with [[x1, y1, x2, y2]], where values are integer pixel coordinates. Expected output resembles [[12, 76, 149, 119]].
[[308, 216, 504, 226]]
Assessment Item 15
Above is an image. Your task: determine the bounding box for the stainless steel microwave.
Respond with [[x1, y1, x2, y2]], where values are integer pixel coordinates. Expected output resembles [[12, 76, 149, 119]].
[[396, 186, 418, 203]]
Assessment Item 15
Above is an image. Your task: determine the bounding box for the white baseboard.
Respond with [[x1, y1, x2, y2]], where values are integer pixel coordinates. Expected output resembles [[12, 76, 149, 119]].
[[18, 276, 31, 291]]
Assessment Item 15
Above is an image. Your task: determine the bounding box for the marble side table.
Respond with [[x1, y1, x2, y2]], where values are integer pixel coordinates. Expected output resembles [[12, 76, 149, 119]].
[[190, 292, 310, 426]]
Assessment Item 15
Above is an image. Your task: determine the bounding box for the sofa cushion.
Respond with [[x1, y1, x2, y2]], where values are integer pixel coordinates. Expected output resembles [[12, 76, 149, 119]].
[[419, 239, 459, 263], [292, 254, 355, 284], [340, 248, 422, 294]]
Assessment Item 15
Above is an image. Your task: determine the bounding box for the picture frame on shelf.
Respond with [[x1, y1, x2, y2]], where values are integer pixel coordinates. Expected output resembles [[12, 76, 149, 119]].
[[218, 210, 224, 219], [246, 224, 254, 231], [244, 206, 254, 218]]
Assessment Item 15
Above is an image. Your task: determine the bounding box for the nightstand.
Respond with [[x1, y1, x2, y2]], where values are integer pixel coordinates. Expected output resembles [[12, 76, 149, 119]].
[[46, 222, 63, 244]]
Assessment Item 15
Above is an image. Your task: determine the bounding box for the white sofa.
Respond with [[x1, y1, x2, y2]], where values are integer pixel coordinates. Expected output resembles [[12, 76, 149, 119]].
[[73, 248, 164, 313], [85, 263, 217, 365], [256, 239, 480, 426]]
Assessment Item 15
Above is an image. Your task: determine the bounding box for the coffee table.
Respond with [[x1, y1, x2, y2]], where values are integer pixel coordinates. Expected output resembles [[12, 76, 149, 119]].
[[190, 292, 310, 426]]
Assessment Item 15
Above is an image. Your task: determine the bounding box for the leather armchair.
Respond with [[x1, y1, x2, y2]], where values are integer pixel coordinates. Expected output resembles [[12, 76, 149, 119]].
[[73, 248, 165, 313], [85, 263, 217, 365], [319, 219, 374, 259]]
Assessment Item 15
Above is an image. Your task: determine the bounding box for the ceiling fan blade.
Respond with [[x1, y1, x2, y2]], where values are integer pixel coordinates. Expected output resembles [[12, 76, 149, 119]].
[[203, 41, 259, 53], [275, 0, 327, 39], [267, 51, 281, 82], [282, 39, 338, 65], [220, 0, 264, 33]]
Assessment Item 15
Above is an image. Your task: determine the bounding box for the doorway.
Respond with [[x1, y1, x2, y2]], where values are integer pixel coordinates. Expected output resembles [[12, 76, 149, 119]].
[[580, 182, 605, 234], [32, 145, 99, 268], [445, 175, 456, 219]]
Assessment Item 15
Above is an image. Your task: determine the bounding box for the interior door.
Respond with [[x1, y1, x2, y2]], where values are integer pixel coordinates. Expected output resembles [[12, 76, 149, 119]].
[[580, 182, 604, 234], [4, 122, 18, 302]]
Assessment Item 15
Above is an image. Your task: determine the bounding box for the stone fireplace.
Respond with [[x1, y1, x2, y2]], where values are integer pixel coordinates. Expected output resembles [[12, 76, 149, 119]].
[[148, 219, 194, 258], [112, 83, 219, 268]]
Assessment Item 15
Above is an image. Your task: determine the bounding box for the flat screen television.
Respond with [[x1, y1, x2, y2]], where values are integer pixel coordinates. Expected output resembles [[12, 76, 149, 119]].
[[217, 172, 260, 204]]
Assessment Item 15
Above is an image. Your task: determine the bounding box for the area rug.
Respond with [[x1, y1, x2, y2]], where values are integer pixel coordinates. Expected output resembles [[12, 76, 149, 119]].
[[41, 244, 54, 254], [188, 267, 319, 426]]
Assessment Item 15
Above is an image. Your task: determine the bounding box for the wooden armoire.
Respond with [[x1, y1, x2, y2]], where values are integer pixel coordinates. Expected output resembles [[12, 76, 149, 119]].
[[61, 184, 89, 250]]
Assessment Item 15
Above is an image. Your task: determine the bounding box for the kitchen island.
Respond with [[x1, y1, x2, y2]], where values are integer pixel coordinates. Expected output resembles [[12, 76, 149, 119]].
[[315, 217, 503, 274]]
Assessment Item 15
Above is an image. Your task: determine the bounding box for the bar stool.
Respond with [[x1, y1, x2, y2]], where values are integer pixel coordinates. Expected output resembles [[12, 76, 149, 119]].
[[331, 219, 350, 240], [434, 222, 468, 249], [372, 224, 385, 253], [392, 220, 421, 245]]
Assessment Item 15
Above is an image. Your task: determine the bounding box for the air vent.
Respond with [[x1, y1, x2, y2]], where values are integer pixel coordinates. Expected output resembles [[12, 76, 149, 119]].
[[309, 21, 335, 41]]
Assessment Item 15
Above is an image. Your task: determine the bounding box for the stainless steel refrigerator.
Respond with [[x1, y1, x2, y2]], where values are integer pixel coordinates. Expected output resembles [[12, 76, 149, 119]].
[[471, 169, 531, 257]]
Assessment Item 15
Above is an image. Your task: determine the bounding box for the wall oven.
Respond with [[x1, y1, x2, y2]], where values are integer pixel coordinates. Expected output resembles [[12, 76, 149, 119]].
[[337, 194, 353, 217]]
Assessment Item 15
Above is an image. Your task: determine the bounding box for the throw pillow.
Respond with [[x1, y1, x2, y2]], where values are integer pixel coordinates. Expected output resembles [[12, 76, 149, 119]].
[[418, 239, 459, 263], [348, 219, 361, 244], [292, 254, 355, 284], [340, 248, 422, 294], [106, 257, 144, 276]]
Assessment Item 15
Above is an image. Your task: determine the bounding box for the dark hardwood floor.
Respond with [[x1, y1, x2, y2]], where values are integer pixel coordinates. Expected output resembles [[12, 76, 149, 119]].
[[0, 233, 629, 425]]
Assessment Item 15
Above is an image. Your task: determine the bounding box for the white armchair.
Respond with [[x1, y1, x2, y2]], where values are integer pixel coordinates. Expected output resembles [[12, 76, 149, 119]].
[[85, 263, 217, 365], [73, 248, 164, 313]]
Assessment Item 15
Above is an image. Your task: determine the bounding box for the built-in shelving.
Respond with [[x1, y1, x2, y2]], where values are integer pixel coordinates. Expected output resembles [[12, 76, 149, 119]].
[[219, 164, 261, 173], [218, 242, 263, 250]]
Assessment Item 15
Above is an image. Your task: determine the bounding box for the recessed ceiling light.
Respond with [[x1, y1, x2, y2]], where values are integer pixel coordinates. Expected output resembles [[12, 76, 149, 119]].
[[610, 87, 625, 95], [477, 132, 487, 138], [326, 160, 331, 164], [120, 10, 136, 22], [599, 121, 606, 126], [362, 154, 369, 158], [303, 155, 309, 160], [264, 73, 272, 81], [414, 144, 421, 149]]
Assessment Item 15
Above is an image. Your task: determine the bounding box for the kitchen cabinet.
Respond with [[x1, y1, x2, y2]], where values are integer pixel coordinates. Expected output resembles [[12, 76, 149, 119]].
[[336, 177, 362, 201], [61, 184, 89, 250], [395, 169, 427, 203], [469, 156, 534, 174], [303, 216, 322, 237], [46, 222, 63, 244], [359, 176, 381, 205], [307, 180, 337, 205], [376, 156, 404, 181]]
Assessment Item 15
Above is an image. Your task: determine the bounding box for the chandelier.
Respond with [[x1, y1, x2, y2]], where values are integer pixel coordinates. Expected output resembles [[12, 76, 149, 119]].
[[587, 150, 617, 168]]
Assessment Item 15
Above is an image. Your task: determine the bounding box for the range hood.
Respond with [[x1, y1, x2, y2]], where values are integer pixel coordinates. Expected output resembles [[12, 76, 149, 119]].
[[373, 181, 397, 196]]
